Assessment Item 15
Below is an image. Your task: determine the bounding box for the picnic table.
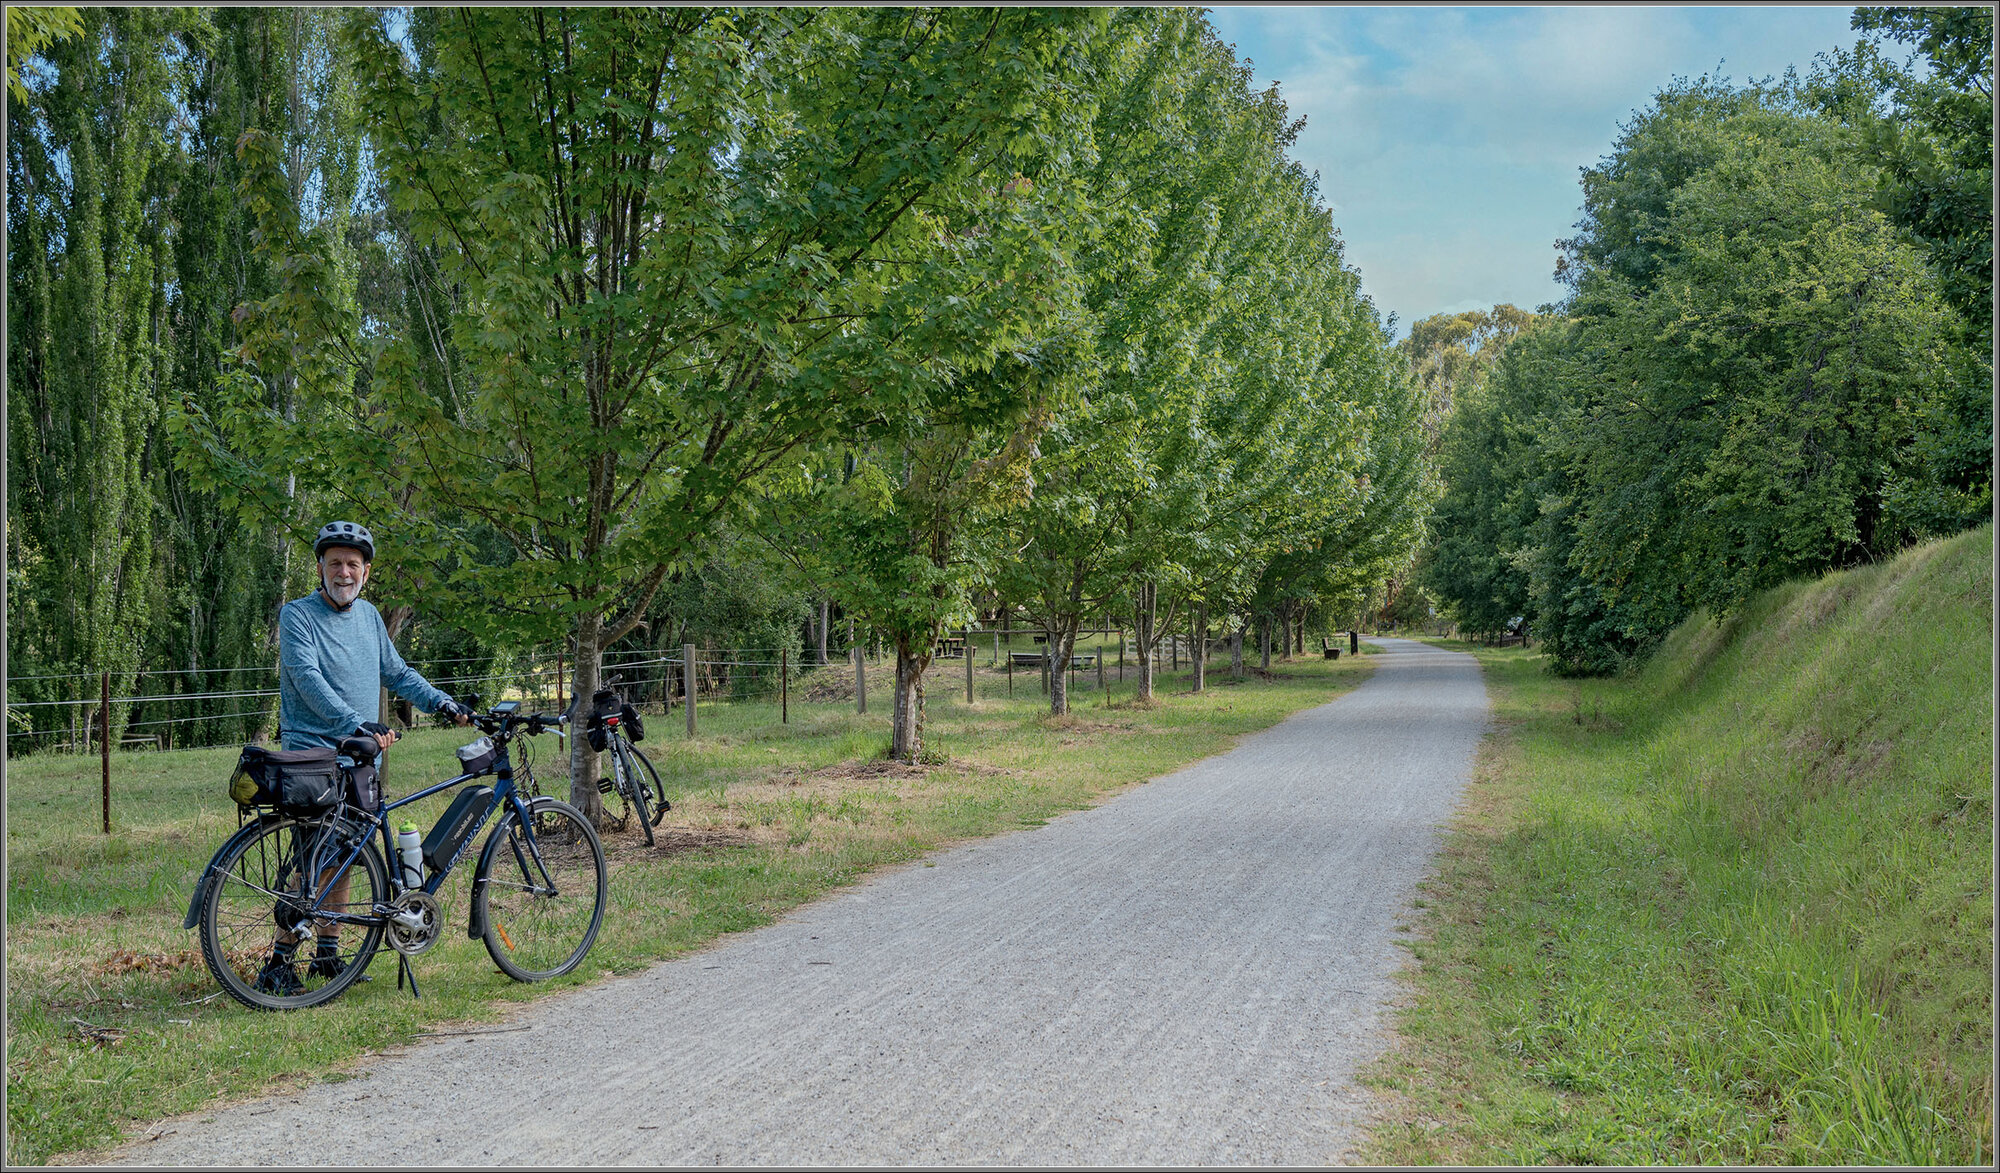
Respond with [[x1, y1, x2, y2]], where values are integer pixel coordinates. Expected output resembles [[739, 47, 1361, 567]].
[[1009, 651, 1097, 670]]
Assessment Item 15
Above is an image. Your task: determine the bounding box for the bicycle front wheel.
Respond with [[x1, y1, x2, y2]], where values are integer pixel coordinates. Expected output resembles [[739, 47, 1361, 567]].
[[474, 797, 606, 982], [616, 738, 654, 846], [197, 814, 387, 1011]]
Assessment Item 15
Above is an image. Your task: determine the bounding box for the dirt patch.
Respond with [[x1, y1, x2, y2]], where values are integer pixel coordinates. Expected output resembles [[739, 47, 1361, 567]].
[[596, 825, 755, 862]]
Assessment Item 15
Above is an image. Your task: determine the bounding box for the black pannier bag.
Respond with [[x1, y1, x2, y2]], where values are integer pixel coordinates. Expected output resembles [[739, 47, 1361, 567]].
[[619, 702, 645, 743], [230, 746, 342, 817], [585, 688, 622, 752]]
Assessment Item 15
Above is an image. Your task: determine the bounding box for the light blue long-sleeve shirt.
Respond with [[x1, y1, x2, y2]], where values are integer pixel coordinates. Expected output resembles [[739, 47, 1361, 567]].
[[277, 591, 452, 751]]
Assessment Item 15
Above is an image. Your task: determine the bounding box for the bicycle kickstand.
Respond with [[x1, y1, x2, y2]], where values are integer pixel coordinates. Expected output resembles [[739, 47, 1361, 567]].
[[397, 953, 422, 999]]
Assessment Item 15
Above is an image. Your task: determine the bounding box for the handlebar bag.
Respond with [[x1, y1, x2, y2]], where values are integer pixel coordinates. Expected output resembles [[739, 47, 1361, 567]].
[[230, 746, 342, 817]]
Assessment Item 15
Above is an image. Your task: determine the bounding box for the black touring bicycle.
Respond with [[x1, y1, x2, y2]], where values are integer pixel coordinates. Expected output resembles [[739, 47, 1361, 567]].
[[185, 701, 606, 1010]]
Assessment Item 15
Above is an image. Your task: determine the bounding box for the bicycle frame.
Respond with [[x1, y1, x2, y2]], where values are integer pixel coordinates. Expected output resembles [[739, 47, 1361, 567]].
[[184, 728, 551, 937]]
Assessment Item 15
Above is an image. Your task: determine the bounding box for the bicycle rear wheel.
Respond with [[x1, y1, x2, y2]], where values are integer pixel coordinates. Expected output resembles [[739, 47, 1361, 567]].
[[474, 797, 606, 982], [197, 814, 387, 1011], [619, 741, 670, 827], [615, 738, 655, 846]]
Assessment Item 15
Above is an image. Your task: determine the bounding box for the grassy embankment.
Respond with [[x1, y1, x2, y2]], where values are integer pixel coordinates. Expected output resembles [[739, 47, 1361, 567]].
[[5, 643, 1373, 1165], [1367, 526, 1993, 1164]]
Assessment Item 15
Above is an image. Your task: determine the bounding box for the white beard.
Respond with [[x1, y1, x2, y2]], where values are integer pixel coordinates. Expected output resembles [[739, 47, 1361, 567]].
[[323, 579, 363, 608]]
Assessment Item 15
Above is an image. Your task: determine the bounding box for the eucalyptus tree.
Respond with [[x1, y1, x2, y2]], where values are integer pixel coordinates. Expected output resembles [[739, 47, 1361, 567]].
[[188, 7, 1110, 813]]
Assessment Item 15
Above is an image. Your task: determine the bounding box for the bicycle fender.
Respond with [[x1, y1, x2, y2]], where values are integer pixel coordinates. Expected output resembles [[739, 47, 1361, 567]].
[[467, 806, 523, 940], [181, 874, 212, 930]]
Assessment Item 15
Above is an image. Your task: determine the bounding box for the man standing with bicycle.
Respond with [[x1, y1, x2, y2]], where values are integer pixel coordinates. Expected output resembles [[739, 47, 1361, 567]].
[[255, 520, 471, 995]]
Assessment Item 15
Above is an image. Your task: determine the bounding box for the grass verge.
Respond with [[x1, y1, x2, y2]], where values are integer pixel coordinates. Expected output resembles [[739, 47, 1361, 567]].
[[5, 651, 1373, 1165], [1363, 526, 1993, 1165]]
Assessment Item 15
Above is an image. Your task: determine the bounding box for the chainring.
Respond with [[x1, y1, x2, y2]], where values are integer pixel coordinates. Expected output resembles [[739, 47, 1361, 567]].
[[385, 889, 443, 956]]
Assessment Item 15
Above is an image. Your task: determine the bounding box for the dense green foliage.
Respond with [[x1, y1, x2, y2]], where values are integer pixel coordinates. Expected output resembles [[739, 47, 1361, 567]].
[[1421, 14, 1991, 673], [992, 11, 1422, 714], [8, 8, 1428, 773]]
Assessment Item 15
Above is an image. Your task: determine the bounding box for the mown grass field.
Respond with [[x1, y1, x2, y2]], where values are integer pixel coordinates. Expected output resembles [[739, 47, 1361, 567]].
[[4, 646, 1373, 1165], [1364, 526, 1993, 1165]]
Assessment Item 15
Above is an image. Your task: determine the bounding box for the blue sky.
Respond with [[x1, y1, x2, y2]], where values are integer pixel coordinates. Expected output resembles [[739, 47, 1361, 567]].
[[1202, 5, 1866, 336]]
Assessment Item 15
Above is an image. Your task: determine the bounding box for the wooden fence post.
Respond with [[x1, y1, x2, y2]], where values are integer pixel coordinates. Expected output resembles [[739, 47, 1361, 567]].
[[854, 645, 867, 714], [685, 643, 697, 736], [100, 670, 111, 835], [964, 629, 974, 704], [781, 646, 789, 724]]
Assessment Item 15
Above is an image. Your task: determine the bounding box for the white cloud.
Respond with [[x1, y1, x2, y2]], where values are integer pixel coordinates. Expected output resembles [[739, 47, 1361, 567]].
[[1206, 4, 1858, 333]]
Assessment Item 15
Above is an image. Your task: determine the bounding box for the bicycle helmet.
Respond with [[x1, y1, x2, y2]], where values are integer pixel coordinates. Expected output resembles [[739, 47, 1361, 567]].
[[313, 521, 375, 562]]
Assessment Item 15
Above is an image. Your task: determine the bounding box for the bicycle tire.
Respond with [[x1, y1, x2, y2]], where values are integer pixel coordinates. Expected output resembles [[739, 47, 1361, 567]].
[[197, 813, 387, 1011], [594, 756, 632, 833], [474, 797, 606, 982], [616, 737, 655, 846], [626, 741, 670, 827]]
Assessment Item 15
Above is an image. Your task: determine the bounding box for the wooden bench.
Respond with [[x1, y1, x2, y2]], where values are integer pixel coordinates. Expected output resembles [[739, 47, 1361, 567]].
[[1009, 651, 1045, 668], [936, 637, 966, 659]]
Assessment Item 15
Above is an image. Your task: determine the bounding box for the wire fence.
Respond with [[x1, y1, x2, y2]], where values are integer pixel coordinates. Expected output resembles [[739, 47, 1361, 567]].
[[4, 623, 1348, 759]]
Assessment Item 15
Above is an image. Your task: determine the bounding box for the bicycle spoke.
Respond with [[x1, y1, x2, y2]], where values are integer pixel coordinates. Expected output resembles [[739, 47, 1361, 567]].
[[198, 816, 387, 1011], [476, 799, 605, 982]]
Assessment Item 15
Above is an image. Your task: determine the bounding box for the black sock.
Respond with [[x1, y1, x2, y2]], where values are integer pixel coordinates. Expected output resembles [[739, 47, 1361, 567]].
[[315, 934, 340, 957], [272, 938, 298, 962]]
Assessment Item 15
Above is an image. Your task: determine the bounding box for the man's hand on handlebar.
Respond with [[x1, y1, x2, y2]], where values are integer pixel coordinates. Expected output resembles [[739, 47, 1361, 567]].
[[357, 720, 398, 751], [438, 699, 474, 727]]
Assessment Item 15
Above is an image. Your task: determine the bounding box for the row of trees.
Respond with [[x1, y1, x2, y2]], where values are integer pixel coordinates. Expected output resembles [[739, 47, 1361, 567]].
[[7, 9, 1431, 820], [1417, 7, 1992, 673]]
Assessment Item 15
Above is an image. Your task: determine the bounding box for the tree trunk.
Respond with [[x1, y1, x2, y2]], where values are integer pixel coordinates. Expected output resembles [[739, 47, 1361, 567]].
[[889, 635, 931, 763], [1259, 615, 1271, 671], [816, 597, 830, 666], [566, 617, 606, 825], [1135, 582, 1156, 702], [1229, 620, 1244, 679], [1191, 603, 1206, 693], [1045, 568, 1087, 717]]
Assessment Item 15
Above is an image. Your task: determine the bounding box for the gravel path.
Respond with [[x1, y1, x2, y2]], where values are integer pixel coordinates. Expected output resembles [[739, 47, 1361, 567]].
[[108, 637, 1487, 1167]]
